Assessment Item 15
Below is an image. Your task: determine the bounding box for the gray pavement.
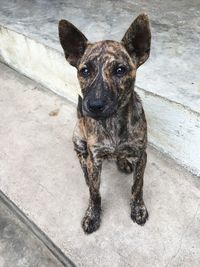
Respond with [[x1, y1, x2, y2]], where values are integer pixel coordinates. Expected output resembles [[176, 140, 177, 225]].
[[0, 0, 199, 112], [0, 62, 200, 266], [0, 191, 71, 267]]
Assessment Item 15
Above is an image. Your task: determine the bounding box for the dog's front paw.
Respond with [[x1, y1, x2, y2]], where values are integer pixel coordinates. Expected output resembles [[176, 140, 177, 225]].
[[130, 201, 148, 225], [82, 205, 101, 234], [116, 158, 133, 174]]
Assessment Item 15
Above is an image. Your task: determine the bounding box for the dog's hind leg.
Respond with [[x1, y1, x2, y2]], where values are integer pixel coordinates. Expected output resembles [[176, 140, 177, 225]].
[[116, 157, 133, 174], [130, 151, 148, 225]]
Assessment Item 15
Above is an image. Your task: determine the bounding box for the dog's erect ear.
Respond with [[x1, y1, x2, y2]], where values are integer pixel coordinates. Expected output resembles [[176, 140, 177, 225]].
[[58, 20, 88, 67], [121, 14, 151, 68]]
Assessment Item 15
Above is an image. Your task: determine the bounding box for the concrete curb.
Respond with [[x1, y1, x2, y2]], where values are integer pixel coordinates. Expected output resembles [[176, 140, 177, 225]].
[[0, 190, 76, 267], [138, 87, 200, 176], [0, 24, 79, 102], [0, 24, 199, 176]]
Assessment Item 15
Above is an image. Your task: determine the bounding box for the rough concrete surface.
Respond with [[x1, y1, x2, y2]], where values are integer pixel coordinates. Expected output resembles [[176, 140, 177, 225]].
[[0, 194, 65, 266], [0, 63, 200, 267], [0, 0, 199, 112]]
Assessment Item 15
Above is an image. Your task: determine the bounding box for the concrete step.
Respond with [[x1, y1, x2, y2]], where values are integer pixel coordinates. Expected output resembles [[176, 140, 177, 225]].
[[0, 191, 74, 267], [0, 62, 200, 267], [0, 0, 199, 175]]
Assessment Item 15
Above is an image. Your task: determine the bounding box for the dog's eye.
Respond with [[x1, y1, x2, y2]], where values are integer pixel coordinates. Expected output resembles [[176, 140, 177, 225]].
[[80, 67, 90, 77], [114, 65, 127, 77]]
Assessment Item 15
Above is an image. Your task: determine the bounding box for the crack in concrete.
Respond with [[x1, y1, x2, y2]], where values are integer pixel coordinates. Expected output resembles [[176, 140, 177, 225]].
[[157, 227, 167, 257], [116, 250, 134, 267], [38, 183, 55, 198]]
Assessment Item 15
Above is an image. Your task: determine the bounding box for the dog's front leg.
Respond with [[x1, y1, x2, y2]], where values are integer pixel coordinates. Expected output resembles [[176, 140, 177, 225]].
[[81, 151, 102, 234], [130, 151, 148, 225], [73, 139, 90, 186]]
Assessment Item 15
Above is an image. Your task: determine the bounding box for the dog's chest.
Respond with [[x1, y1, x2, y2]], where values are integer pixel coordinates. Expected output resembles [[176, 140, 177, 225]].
[[87, 119, 144, 160], [92, 136, 142, 160]]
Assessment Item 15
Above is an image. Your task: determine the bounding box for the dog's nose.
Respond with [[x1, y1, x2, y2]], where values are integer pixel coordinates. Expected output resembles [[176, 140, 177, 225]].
[[87, 99, 105, 113]]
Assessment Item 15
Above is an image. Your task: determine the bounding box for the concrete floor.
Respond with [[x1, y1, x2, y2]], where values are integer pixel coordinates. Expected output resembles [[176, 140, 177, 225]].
[[0, 62, 200, 267], [0, 0, 200, 112], [0, 192, 66, 267]]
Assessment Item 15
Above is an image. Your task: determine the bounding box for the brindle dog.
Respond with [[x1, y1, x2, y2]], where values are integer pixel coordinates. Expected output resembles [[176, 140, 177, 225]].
[[59, 14, 151, 234]]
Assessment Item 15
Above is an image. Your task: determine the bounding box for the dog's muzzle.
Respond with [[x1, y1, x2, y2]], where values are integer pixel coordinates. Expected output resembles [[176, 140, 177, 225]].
[[82, 97, 116, 119], [87, 99, 106, 113]]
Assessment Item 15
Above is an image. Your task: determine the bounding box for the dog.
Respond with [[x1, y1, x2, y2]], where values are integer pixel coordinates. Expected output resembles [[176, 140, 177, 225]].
[[58, 13, 151, 234]]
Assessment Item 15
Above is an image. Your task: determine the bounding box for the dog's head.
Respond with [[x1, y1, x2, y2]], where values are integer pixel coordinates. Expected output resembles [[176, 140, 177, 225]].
[[59, 14, 151, 119]]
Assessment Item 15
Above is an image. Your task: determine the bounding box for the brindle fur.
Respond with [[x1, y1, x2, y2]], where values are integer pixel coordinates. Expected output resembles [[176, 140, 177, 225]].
[[59, 14, 151, 234]]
